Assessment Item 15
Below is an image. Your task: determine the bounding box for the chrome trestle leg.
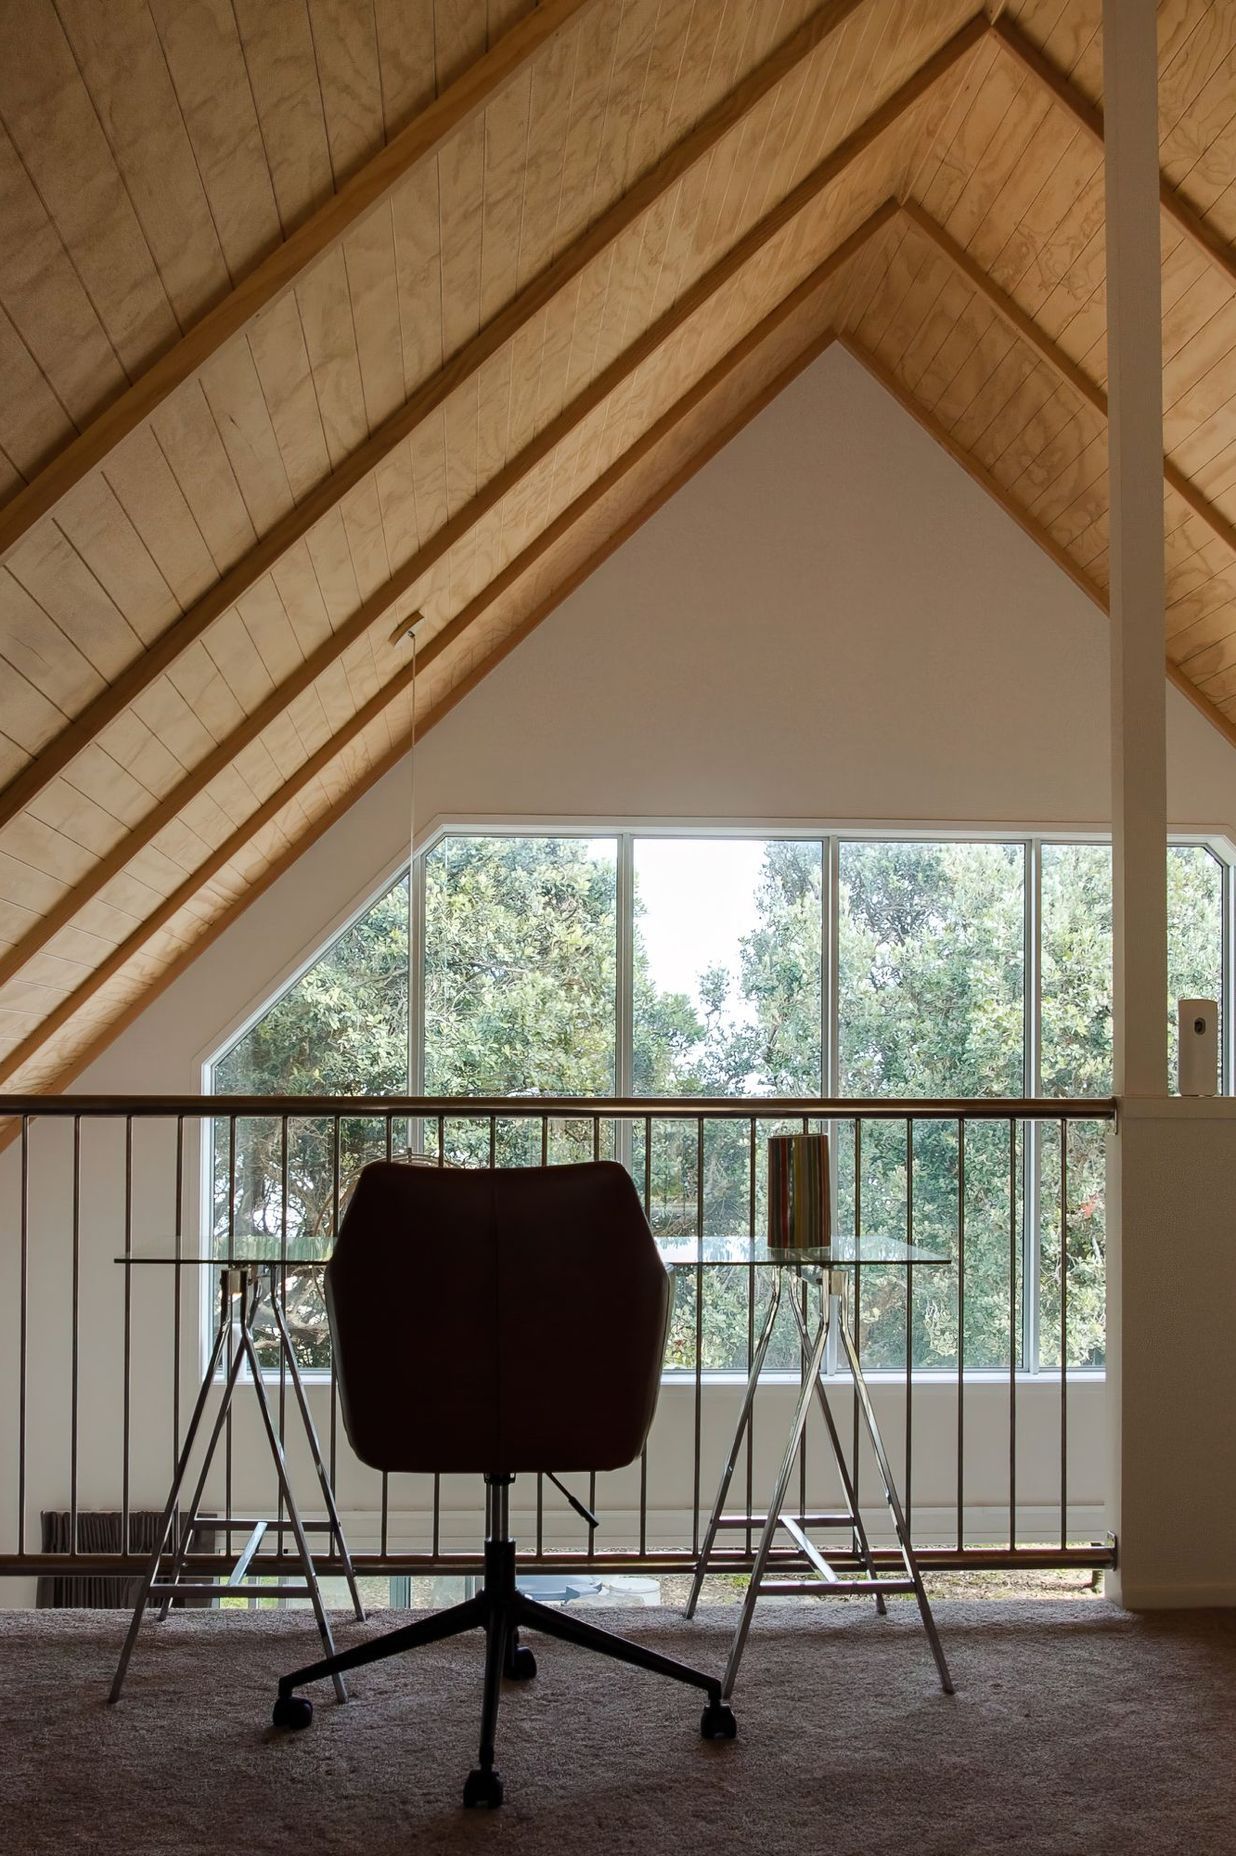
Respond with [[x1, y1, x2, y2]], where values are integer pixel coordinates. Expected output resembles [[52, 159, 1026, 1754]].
[[720, 1286, 832, 1699], [110, 1266, 359, 1704], [154, 1308, 253, 1620], [237, 1317, 347, 1701], [786, 1286, 885, 1616], [267, 1277, 365, 1623], [108, 1316, 232, 1703], [837, 1310, 954, 1695], [702, 1267, 954, 1703], [684, 1270, 783, 1620]]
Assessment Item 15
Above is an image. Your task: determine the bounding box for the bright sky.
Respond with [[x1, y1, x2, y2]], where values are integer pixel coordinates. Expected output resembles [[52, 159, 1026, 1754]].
[[633, 839, 765, 1008]]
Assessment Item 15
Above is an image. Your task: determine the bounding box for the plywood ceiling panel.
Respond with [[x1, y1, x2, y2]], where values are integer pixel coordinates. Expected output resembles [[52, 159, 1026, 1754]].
[[3, 0, 1236, 1101]]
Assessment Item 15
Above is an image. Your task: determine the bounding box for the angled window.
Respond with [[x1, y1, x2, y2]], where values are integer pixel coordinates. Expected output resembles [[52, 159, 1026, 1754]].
[[203, 829, 1229, 1379], [209, 872, 409, 1366]]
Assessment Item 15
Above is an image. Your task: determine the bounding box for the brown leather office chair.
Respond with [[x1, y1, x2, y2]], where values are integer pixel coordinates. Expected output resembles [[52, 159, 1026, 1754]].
[[271, 1159, 736, 1807]]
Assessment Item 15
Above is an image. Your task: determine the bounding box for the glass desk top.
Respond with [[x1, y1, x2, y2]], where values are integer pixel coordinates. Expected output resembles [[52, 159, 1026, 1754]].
[[116, 1235, 950, 1269], [654, 1236, 949, 1268]]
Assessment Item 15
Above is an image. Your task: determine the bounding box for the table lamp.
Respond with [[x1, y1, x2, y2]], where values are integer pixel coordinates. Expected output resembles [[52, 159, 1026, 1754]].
[[767, 1132, 831, 1249]]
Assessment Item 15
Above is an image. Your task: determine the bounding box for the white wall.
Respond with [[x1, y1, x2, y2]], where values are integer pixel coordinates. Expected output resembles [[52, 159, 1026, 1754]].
[[1107, 1100, 1236, 1607], [6, 345, 1235, 1600], [75, 346, 1236, 1091]]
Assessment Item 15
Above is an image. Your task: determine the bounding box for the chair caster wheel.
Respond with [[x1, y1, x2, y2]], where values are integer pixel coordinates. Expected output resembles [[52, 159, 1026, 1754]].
[[700, 1700, 737, 1741], [272, 1694, 313, 1731], [506, 1645, 537, 1681], [463, 1767, 504, 1809]]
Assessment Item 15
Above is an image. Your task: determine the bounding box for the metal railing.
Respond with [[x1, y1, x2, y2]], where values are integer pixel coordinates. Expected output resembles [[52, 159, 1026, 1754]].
[[0, 1093, 1117, 1585]]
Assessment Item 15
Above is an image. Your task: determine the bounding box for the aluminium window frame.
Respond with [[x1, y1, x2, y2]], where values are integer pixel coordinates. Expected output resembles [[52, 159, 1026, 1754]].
[[204, 820, 1233, 1382]]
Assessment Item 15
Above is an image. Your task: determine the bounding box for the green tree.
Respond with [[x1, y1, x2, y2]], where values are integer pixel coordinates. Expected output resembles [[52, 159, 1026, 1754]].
[[212, 873, 410, 1363], [211, 834, 1225, 1378]]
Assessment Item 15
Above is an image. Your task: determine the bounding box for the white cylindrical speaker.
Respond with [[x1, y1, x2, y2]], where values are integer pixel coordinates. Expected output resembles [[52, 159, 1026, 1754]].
[[1177, 998, 1219, 1096]]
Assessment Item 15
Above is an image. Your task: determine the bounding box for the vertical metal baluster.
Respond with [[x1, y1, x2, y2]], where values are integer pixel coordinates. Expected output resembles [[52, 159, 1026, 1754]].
[[173, 1117, 184, 1484], [488, 1115, 496, 1168], [18, 1116, 28, 1557], [956, 1116, 966, 1552], [639, 1415, 648, 1560], [693, 1116, 704, 1558], [851, 1117, 862, 1541], [904, 1115, 913, 1539], [639, 1116, 651, 1563], [593, 1098, 601, 1551], [69, 1115, 81, 1558], [278, 1115, 290, 1563], [226, 1114, 236, 1549], [330, 1116, 341, 1486], [434, 1073, 445, 1550], [746, 1117, 756, 1558], [1009, 1116, 1018, 1552], [1060, 1117, 1069, 1552], [590, 1098, 605, 1551], [538, 1114, 548, 1557], [122, 1118, 133, 1557], [382, 1114, 392, 1561], [798, 1114, 810, 1527]]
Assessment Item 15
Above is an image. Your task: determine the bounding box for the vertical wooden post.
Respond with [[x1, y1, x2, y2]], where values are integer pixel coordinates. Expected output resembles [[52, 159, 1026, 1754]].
[[1105, 0, 1167, 1098]]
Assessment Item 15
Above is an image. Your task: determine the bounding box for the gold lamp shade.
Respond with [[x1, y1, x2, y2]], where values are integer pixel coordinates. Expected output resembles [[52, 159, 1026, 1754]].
[[767, 1133, 831, 1250]]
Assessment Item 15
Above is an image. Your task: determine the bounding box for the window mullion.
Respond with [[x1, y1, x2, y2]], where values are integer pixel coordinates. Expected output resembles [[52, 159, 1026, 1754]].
[[824, 834, 838, 1100], [824, 835, 841, 1375], [1024, 839, 1042, 1376], [616, 834, 634, 1169], [1217, 850, 1224, 1091], [410, 852, 426, 1158]]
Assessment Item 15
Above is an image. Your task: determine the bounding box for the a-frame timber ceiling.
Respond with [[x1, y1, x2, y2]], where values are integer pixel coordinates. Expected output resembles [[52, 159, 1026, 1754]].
[[2, 0, 1236, 1096]]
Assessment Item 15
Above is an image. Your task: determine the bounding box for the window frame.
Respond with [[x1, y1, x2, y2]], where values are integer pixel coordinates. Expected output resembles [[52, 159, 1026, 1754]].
[[206, 820, 1234, 1381]]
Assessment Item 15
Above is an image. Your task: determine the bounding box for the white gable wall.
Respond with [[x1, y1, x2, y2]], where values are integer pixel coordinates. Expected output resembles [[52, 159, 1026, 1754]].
[[7, 347, 1234, 1604], [74, 345, 1236, 1089]]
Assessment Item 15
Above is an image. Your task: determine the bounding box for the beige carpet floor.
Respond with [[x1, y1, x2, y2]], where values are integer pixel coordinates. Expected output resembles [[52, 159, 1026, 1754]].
[[1, 1601, 1234, 1855]]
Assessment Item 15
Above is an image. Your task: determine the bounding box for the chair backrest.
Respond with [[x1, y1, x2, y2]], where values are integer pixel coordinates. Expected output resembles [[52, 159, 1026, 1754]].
[[325, 1159, 670, 1475]]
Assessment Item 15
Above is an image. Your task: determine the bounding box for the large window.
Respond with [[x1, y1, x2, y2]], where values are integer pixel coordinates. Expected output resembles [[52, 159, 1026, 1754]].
[[633, 838, 823, 1095], [211, 871, 409, 1365], [423, 835, 617, 1168], [209, 832, 1230, 1375]]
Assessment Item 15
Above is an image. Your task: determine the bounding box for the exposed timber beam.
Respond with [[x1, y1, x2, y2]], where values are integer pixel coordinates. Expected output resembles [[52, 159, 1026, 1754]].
[[0, 206, 891, 1002], [839, 333, 1236, 755], [0, 318, 847, 1102], [0, 0, 599, 563], [990, 12, 1236, 295], [16, 162, 1236, 1098], [898, 200, 1236, 561], [0, 6, 984, 836]]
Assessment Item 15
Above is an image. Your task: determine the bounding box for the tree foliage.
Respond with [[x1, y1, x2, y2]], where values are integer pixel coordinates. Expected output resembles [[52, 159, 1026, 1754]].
[[212, 837, 1224, 1375]]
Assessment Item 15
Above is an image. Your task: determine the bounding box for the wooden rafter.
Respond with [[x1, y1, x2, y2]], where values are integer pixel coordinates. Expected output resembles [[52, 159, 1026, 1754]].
[[0, 315, 848, 1100], [10, 4, 1236, 1105], [0, 207, 891, 1007], [0, 17, 986, 982], [13, 303, 1236, 1108], [898, 201, 1236, 561], [15, 5, 1235, 850], [0, 0, 894, 833], [0, 0, 599, 563], [990, 12, 1236, 295]]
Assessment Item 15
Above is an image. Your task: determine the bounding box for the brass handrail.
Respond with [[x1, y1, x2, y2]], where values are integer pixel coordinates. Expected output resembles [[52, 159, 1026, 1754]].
[[0, 1092, 1117, 1120]]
